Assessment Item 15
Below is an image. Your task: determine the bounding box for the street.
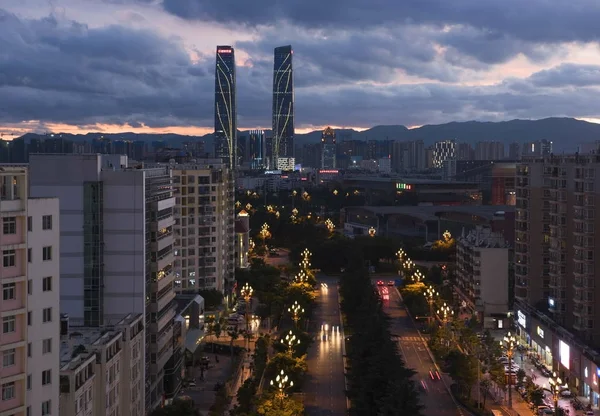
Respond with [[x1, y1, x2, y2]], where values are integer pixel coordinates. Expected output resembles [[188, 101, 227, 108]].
[[304, 274, 348, 416], [376, 280, 467, 416]]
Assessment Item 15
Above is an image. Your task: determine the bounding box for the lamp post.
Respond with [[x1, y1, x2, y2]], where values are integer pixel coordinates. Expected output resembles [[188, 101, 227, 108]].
[[424, 285, 438, 324], [437, 302, 454, 324], [300, 249, 312, 272], [280, 330, 300, 355], [291, 190, 297, 209], [500, 332, 516, 409], [411, 270, 425, 284], [396, 249, 405, 261], [288, 301, 304, 328], [241, 283, 253, 343], [294, 270, 308, 285], [270, 369, 293, 406], [547, 372, 563, 414]]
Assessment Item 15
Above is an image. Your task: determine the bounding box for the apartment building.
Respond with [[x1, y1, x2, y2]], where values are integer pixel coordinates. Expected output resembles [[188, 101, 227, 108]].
[[29, 154, 176, 412], [171, 161, 235, 295], [0, 167, 60, 416], [58, 313, 144, 416], [455, 227, 511, 329], [515, 154, 600, 404]]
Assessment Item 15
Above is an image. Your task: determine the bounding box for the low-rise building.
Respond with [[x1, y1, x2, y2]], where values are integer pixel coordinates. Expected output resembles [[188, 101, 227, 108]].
[[455, 227, 511, 329], [59, 314, 144, 416]]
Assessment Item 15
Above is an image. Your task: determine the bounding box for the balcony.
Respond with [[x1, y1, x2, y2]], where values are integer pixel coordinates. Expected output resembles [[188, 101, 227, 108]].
[[152, 215, 176, 232], [151, 251, 175, 273], [156, 325, 174, 353], [0, 198, 26, 214], [150, 291, 176, 314], [152, 267, 174, 293], [152, 231, 174, 253], [151, 303, 176, 334]]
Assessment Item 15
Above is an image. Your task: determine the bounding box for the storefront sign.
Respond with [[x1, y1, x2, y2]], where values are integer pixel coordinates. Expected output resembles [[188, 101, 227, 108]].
[[585, 367, 589, 378], [560, 340, 570, 370], [537, 326, 544, 339], [517, 310, 526, 328]]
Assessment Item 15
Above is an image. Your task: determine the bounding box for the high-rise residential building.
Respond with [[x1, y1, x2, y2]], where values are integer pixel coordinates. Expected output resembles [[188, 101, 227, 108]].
[[214, 46, 237, 170], [58, 313, 145, 416], [457, 142, 474, 160], [432, 140, 456, 168], [508, 142, 521, 160], [29, 154, 177, 412], [522, 139, 553, 157], [475, 141, 505, 160], [272, 45, 294, 161], [171, 160, 235, 295], [0, 167, 60, 416], [515, 154, 600, 342], [321, 127, 336, 169], [455, 227, 511, 329], [248, 130, 266, 169], [394, 140, 426, 172]]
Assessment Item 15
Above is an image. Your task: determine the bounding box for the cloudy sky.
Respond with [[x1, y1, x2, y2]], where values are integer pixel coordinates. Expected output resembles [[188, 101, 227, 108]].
[[2, 0, 600, 136]]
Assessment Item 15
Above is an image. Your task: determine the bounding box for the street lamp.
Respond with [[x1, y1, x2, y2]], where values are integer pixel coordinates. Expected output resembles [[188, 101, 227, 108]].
[[280, 330, 300, 354], [292, 207, 299, 216], [270, 369, 293, 406], [424, 285, 438, 324], [368, 227, 376, 237], [288, 301, 304, 328], [547, 372, 563, 414], [294, 271, 308, 284], [437, 302, 454, 324], [396, 249, 406, 261], [241, 283, 254, 337], [325, 218, 335, 232], [411, 270, 425, 283], [500, 332, 517, 409], [300, 249, 312, 271], [403, 259, 414, 271]]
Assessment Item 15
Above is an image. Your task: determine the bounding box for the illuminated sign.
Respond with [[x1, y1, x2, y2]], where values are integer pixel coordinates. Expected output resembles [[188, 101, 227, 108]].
[[396, 183, 413, 190], [559, 340, 570, 370], [548, 298, 555, 308], [217, 49, 232, 54], [319, 170, 339, 174], [517, 310, 526, 328], [264, 170, 282, 175], [597, 368, 600, 378], [585, 367, 589, 378], [537, 326, 544, 339]]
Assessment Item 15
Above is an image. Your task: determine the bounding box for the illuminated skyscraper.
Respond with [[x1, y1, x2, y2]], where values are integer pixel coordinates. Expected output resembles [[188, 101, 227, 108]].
[[321, 127, 336, 169], [272, 45, 294, 164], [214, 46, 237, 170]]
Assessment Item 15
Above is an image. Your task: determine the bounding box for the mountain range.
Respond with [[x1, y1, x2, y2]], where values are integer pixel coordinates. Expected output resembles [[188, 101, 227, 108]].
[[11, 117, 600, 153]]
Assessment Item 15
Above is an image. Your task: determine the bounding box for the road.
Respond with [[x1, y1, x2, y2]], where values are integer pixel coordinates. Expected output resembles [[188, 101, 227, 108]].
[[304, 274, 347, 416], [375, 279, 466, 416]]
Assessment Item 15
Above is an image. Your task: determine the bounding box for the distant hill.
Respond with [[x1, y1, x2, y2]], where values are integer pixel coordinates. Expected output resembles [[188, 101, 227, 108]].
[[12, 117, 600, 152]]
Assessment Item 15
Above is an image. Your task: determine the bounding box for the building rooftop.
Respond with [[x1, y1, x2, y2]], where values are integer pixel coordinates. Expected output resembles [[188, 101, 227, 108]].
[[458, 227, 510, 248], [60, 327, 120, 370]]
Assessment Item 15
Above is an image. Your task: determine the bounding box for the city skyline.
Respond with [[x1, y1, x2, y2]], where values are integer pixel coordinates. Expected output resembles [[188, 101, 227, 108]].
[[4, 1, 600, 137]]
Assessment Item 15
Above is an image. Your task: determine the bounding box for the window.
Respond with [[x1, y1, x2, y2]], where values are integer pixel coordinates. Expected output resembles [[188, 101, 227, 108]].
[[27, 216, 32, 232], [43, 276, 52, 292], [2, 349, 15, 367], [27, 248, 31, 263], [42, 338, 52, 354], [27, 374, 31, 390], [2, 382, 15, 401], [2, 250, 15, 268], [43, 308, 52, 323], [42, 215, 52, 230], [42, 400, 51, 415], [2, 217, 16, 235], [42, 369, 51, 385], [27, 343, 31, 358], [2, 316, 15, 333], [42, 246, 52, 261], [27, 311, 31, 326], [27, 279, 32, 295], [2, 283, 15, 301], [27, 406, 31, 416]]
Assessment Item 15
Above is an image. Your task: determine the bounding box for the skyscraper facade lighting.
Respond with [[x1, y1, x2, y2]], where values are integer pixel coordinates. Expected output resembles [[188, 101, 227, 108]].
[[214, 46, 237, 170], [249, 130, 266, 169], [321, 127, 337, 169], [272, 45, 294, 163]]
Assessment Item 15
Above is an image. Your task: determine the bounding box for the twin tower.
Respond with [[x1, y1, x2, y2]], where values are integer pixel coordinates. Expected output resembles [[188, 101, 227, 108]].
[[214, 45, 295, 170]]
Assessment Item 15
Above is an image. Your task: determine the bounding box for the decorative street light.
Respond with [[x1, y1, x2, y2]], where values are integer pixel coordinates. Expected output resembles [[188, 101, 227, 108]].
[[325, 218, 335, 232], [294, 271, 308, 284], [270, 370, 293, 406], [333, 189, 339, 196], [288, 301, 304, 328], [424, 285, 438, 324], [292, 207, 299, 216], [500, 332, 517, 409], [368, 227, 376, 237], [547, 372, 563, 414], [403, 259, 414, 270], [300, 249, 312, 271], [411, 270, 425, 283], [396, 249, 406, 261], [235, 201, 241, 209], [241, 283, 254, 337], [437, 302, 454, 324], [280, 330, 300, 354], [260, 223, 271, 241]]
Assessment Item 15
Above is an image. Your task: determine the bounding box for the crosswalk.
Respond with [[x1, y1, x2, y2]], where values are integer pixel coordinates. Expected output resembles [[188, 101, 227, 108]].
[[395, 336, 422, 342]]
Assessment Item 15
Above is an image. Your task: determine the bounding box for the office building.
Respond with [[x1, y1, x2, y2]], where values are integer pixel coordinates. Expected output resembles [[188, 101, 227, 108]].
[[0, 167, 60, 416], [320, 127, 336, 169], [276, 157, 296, 171], [214, 46, 237, 170], [58, 313, 145, 416], [29, 154, 177, 411], [432, 140, 456, 168], [248, 130, 266, 169], [171, 161, 235, 295], [272, 45, 294, 161], [455, 227, 511, 329]]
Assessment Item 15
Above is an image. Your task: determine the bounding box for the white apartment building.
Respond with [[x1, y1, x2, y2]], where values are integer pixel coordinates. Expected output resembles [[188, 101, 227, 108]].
[[455, 226, 511, 329], [433, 139, 456, 168], [276, 157, 295, 171], [0, 167, 60, 416], [171, 161, 235, 295], [58, 313, 144, 416], [29, 154, 176, 411]]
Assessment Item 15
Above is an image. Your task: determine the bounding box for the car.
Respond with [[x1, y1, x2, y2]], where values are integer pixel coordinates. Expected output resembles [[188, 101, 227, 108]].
[[387, 281, 394, 286], [419, 380, 429, 394], [537, 406, 553, 415], [429, 368, 441, 381], [188, 381, 197, 388], [377, 280, 384, 286]]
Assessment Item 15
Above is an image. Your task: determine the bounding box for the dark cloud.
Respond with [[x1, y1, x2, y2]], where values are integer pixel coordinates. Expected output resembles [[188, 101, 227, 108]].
[[2, 8, 600, 133], [160, 0, 600, 45]]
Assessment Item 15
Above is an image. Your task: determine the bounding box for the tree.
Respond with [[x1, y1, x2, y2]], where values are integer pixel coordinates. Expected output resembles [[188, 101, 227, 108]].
[[256, 393, 305, 416], [228, 328, 240, 358], [149, 399, 201, 416], [480, 378, 492, 409], [447, 350, 478, 400], [198, 289, 224, 310]]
